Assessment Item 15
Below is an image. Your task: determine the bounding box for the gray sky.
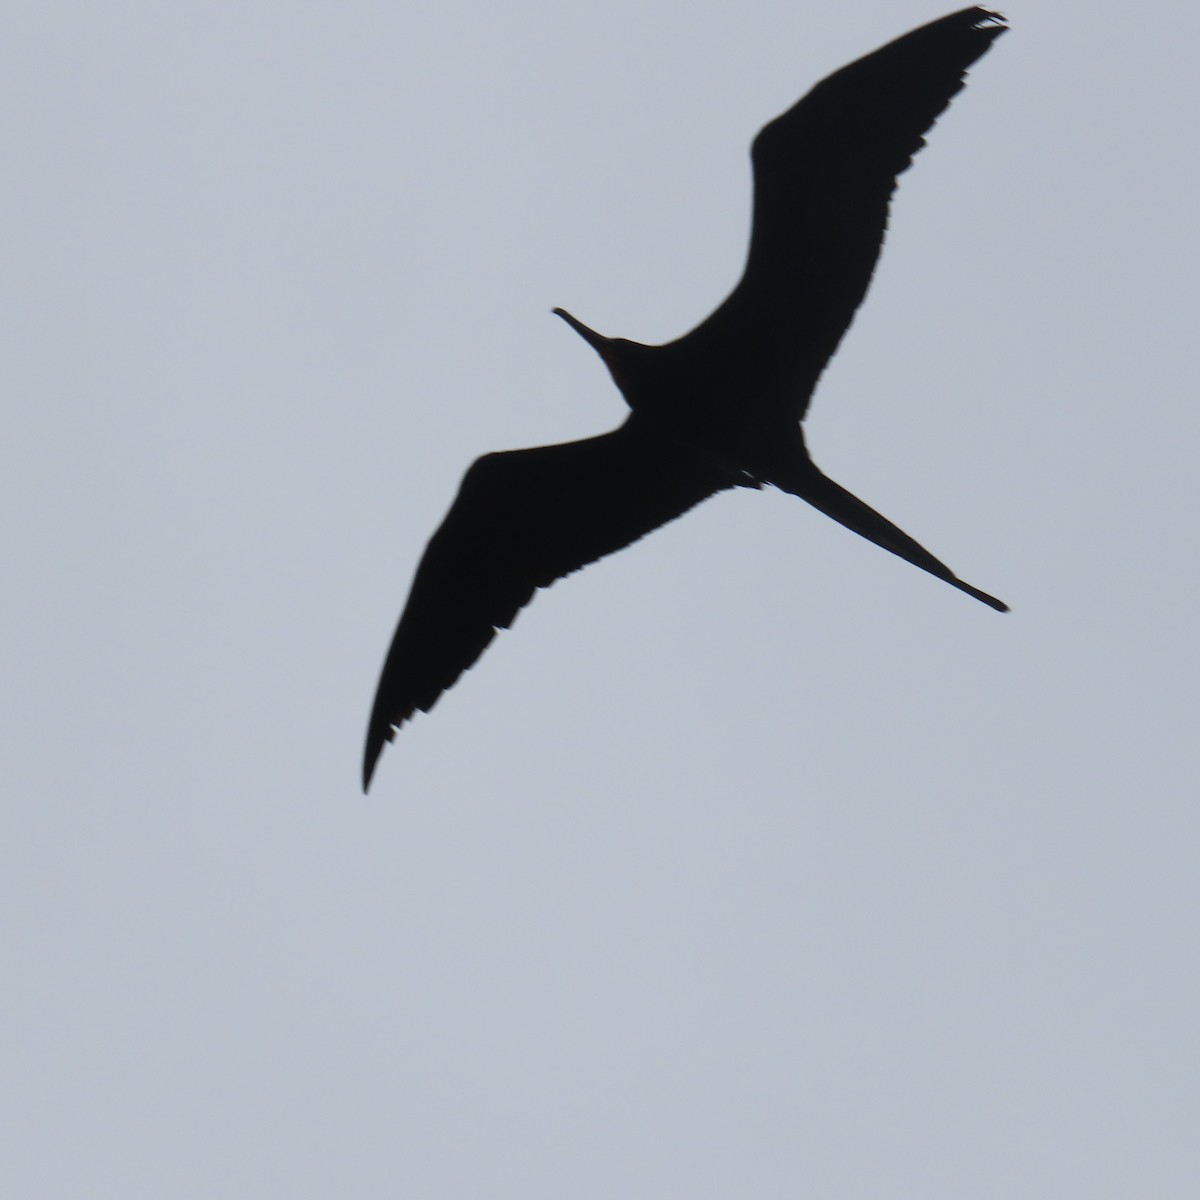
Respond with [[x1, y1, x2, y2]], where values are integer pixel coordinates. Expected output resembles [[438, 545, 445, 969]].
[[4, 2, 1198, 1196]]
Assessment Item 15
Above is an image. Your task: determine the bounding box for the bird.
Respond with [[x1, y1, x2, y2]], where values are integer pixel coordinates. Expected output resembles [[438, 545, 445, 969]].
[[362, 7, 1009, 791]]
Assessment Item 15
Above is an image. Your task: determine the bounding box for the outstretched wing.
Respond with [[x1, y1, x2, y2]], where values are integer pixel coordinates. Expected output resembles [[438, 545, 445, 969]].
[[691, 7, 1006, 415], [362, 415, 740, 790]]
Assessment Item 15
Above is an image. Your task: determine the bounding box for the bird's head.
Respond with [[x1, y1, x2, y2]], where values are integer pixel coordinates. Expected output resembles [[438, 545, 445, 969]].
[[553, 307, 639, 400]]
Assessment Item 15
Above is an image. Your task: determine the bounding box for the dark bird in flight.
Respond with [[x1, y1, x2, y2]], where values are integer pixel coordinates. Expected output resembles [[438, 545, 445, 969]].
[[363, 7, 1008, 791]]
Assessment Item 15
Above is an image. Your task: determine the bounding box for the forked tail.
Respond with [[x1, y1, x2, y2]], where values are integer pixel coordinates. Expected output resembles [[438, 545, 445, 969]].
[[779, 467, 1008, 612]]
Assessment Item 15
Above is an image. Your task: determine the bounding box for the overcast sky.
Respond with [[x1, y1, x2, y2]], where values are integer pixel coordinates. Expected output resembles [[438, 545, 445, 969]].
[[4, 2, 1198, 1196]]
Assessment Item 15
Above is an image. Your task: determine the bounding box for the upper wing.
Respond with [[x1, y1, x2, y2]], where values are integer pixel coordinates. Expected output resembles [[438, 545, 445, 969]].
[[690, 7, 1006, 415], [362, 415, 740, 790]]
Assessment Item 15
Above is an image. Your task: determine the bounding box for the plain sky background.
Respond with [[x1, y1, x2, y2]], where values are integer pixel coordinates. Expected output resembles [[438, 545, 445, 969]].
[[4, 2, 1198, 1196]]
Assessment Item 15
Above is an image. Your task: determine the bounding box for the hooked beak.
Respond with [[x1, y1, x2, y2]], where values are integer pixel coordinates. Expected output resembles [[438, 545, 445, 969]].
[[552, 307, 610, 356]]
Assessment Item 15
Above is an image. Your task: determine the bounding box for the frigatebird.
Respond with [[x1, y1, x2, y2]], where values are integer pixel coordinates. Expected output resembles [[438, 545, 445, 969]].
[[363, 7, 1008, 791]]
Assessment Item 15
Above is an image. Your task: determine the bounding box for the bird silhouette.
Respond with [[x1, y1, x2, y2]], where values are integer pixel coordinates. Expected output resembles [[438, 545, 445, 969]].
[[363, 7, 1008, 791]]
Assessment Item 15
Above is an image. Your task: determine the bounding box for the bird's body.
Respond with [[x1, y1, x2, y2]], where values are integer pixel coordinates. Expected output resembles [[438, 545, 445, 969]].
[[363, 7, 1009, 790]]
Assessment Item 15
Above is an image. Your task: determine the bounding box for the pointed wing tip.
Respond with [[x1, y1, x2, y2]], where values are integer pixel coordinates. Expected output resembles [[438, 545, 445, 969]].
[[969, 8, 1009, 46], [362, 745, 380, 793], [362, 718, 401, 793]]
